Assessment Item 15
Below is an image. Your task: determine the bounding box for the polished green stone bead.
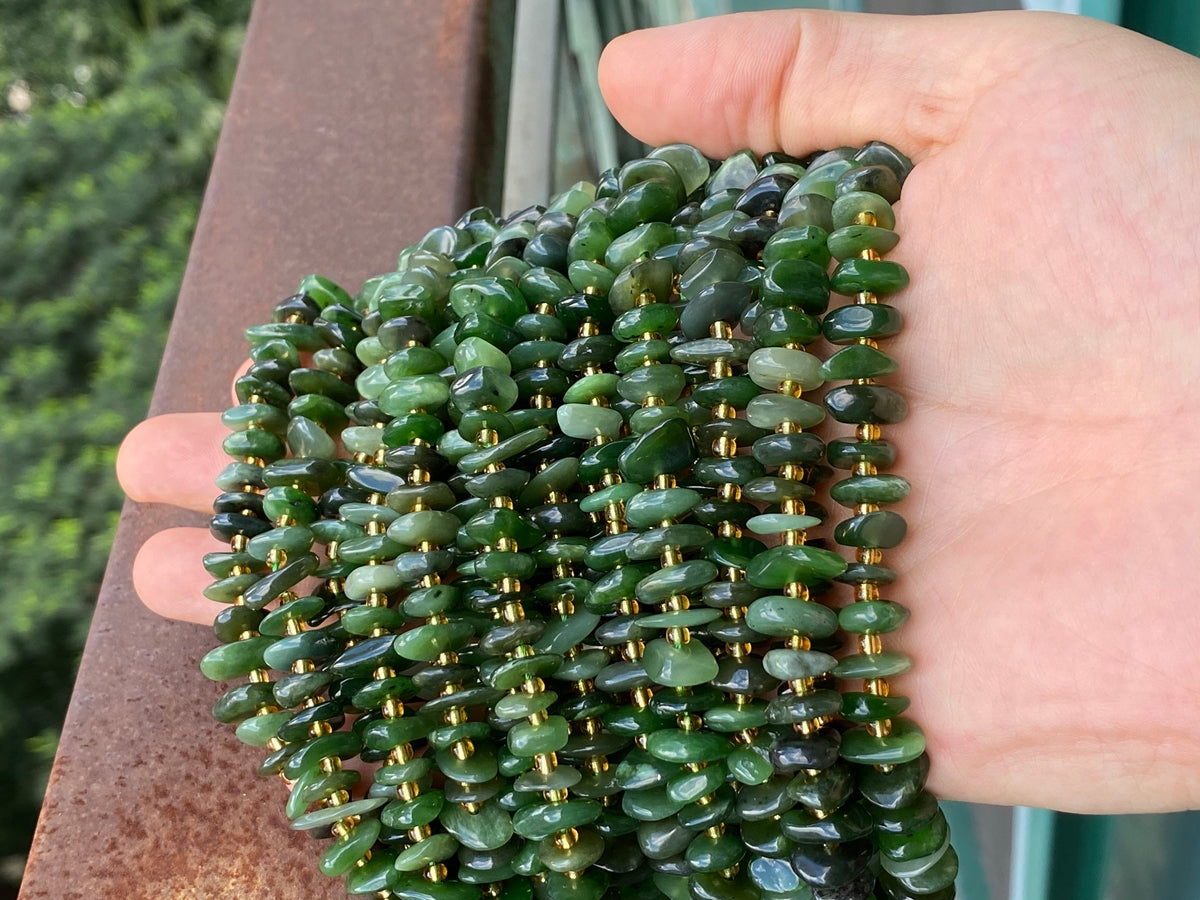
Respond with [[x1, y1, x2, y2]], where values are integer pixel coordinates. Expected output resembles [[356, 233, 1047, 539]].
[[400, 584, 458, 618], [518, 457, 580, 507], [535, 609, 601, 654], [669, 337, 754, 367], [637, 608, 721, 629], [759, 259, 830, 314], [792, 159, 860, 199], [222, 402, 288, 435], [203, 571, 260, 604], [257, 595, 324, 637], [777, 192, 834, 231], [561, 373, 619, 405], [613, 338, 670, 375], [351, 674, 415, 711], [835, 510, 907, 549], [821, 343, 899, 382], [649, 143, 711, 195], [212, 681, 274, 724], [234, 710, 291, 747], [383, 345, 446, 378], [726, 745, 773, 786], [381, 791, 444, 831], [829, 474, 910, 508], [705, 703, 767, 732], [394, 621, 474, 662], [494, 690, 559, 722], [746, 513, 822, 535], [834, 650, 913, 680], [378, 373, 451, 415], [841, 718, 926, 766], [746, 595, 839, 639], [466, 550, 537, 581], [839, 599, 910, 636], [338, 532, 403, 565], [617, 364, 686, 404], [763, 648, 837, 681], [568, 219, 614, 263], [612, 303, 679, 342], [745, 394, 825, 430], [200, 636, 274, 681], [567, 259, 615, 296], [283, 731, 365, 782], [609, 180, 681, 235], [761, 224, 831, 267], [575, 482, 638, 517], [245, 321, 325, 351], [449, 276, 527, 325], [678, 248, 748, 301], [746, 544, 846, 588], [686, 832, 745, 873], [831, 189, 896, 230], [318, 816, 381, 877], [436, 744, 500, 785], [752, 306, 822, 348], [487, 653, 564, 692], [642, 638, 720, 688], [609, 257, 675, 312], [879, 809, 949, 864], [261, 629, 338, 670], [827, 223, 901, 260], [645, 727, 730, 765], [822, 302, 902, 345], [707, 149, 758, 193], [508, 715, 570, 756], [831, 258, 910, 296], [884, 846, 959, 896], [386, 509, 461, 547], [362, 714, 432, 751], [765, 689, 842, 727], [747, 347, 823, 392], [824, 383, 907, 425], [512, 799, 603, 841], [454, 336, 511, 375], [393, 831, 460, 872], [222, 428, 285, 462], [841, 690, 911, 724], [537, 827, 606, 874], [344, 563, 405, 601], [554, 403, 622, 440], [634, 560, 718, 603], [457, 426, 550, 475], [628, 404, 688, 434], [618, 418, 694, 483], [441, 801, 514, 853], [604, 221, 675, 272], [390, 873, 481, 900], [623, 487, 700, 528], [465, 507, 543, 548], [289, 795, 386, 833], [516, 765, 584, 795], [450, 366, 520, 413], [666, 763, 726, 804]]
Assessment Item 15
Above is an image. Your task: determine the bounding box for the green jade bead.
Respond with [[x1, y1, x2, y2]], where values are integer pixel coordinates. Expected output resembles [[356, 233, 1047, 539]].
[[822, 302, 902, 344], [839, 599, 910, 634], [441, 802, 514, 852], [378, 374, 451, 415], [747, 347, 824, 392], [634, 560, 718, 604], [840, 718, 926, 766], [628, 405, 688, 435], [745, 394, 825, 430], [827, 223, 901, 260], [200, 636, 274, 681], [824, 383, 908, 425], [508, 715, 570, 756], [686, 831, 745, 873], [746, 544, 847, 588], [512, 800, 603, 841], [831, 257, 910, 296], [642, 638, 720, 688], [727, 745, 774, 786], [746, 595, 839, 639], [820, 343, 898, 381], [604, 222, 675, 272], [830, 473, 911, 507], [454, 336, 510, 374], [618, 418, 694, 483], [616, 364, 686, 405], [393, 832, 460, 873], [759, 259, 830, 314], [645, 728, 731, 764], [762, 225, 831, 266], [609, 258, 674, 313], [538, 828, 606, 874], [562, 372, 619, 404], [835, 510, 907, 549], [830, 188, 896, 230], [556, 403, 623, 440], [834, 650, 913, 680], [623, 487, 700, 529], [648, 143, 711, 195], [763, 648, 838, 681], [319, 816, 382, 877], [746, 513, 822, 535], [612, 303, 679, 341]]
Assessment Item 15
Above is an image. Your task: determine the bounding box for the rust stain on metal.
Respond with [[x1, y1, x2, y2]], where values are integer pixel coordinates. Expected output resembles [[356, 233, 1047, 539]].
[[20, 2, 489, 897]]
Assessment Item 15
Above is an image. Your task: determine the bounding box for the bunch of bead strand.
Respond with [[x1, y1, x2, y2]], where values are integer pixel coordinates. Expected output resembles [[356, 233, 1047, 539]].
[[199, 141, 955, 900]]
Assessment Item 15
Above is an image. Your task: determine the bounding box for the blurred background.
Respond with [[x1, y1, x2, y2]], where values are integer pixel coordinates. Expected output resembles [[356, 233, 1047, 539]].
[[0, 1, 1195, 898]]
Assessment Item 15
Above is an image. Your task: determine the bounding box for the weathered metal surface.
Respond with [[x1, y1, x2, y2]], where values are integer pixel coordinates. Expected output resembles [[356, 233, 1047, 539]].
[[20, 1, 491, 896]]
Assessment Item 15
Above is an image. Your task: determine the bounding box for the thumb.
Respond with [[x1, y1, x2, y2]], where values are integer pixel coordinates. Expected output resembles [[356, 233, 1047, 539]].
[[598, 9, 1086, 160]]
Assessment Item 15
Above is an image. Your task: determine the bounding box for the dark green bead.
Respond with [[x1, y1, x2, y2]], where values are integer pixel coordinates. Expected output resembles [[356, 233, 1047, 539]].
[[211, 682, 275, 723], [879, 808, 949, 862], [746, 544, 847, 588], [831, 258, 909, 296], [746, 595, 838, 639], [822, 302, 902, 344], [703, 535, 766, 571], [200, 636, 274, 681], [824, 384, 908, 425], [765, 689, 843, 725], [841, 690, 911, 724], [761, 224, 831, 266], [826, 437, 897, 471], [568, 219, 614, 263], [689, 375, 761, 411], [834, 650, 911, 680], [827, 223, 901, 260], [841, 719, 926, 766], [686, 832, 745, 873], [679, 280, 756, 339], [750, 432, 824, 468], [830, 473, 910, 507], [735, 775, 796, 821], [752, 306, 822, 348], [879, 850, 959, 898], [835, 510, 907, 549], [282, 731, 363, 780], [618, 418, 695, 483], [641, 638, 720, 688], [759, 259, 830, 314], [785, 762, 855, 811], [781, 799, 874, 843], [645, 728, 730, 764], [274, 671, 334, 708], [820, 343, 898, 381], [691, 456, 764, 487], [222, 428, 286, 462]]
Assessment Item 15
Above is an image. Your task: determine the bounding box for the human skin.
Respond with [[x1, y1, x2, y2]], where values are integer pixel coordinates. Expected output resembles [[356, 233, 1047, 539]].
[[119, 10, 1200, 814]]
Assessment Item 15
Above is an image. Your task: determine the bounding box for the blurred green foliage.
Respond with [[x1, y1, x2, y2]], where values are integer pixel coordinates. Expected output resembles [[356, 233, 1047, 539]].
[[0, 0, 251, 888]]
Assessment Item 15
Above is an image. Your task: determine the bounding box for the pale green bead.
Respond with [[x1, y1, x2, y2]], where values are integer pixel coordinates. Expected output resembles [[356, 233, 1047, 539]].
[[746, 513, 822, 535], [649, 143, 711, 195], [747, 347, 824, 392], [344, 564, 405, 601], [386, 509, 461, 547], [341, 426, 384, 455], [557, 403, 624, 440], [454, 336, 511, 375], [287, 417, 337, 459], [578, 482, 642, 514], [745, 394, 825, 429], [355, 335, 389, 366], [563, 372, 620, 404], [355, 364, 391, 400], [379, 374, 451, 415]]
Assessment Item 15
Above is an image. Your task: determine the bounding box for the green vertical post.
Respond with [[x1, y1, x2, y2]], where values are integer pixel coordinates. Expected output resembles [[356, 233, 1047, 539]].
[[1122, 0, 1200, 55]]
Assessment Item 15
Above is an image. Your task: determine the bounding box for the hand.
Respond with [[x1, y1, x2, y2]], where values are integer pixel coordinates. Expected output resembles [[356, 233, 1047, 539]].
[[600, 9, 1200, 813], [120, 9, 1200, 814]]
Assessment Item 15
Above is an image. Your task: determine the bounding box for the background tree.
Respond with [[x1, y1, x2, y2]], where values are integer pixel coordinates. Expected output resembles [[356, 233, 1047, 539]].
[[0, 2, 251, 893]]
